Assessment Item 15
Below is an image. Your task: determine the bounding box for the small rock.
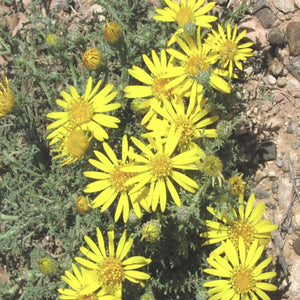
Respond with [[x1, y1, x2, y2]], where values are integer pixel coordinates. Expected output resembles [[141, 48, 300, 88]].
[[268, 171, 277, 178], [286, 74, 300, 98], [271, 182, 279, 193], [276, 159, 284, 168], [287, 56, 300, 81], [277, 76, 287, 87], [268, 58, 284, 77], [249, 0, 269, 14], [253, 188, 270, 199], [253, 170, 267, 183], [292, 141, 300, 150], [286, 22, 300, 56], [273, 0, 295, 13], [287, 120, 293, 133], [255, 7, 277, 28], [244, 66, 253, 76], [282, 68, 289, 76], [267, 74, 276, 85], [295, 0, 300, 9], [296, 126, 300, 136], [268, 27, 285, 46], [257, 140, 277, 162]]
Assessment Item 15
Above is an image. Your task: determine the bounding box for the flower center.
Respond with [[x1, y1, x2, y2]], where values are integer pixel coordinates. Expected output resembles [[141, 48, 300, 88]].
[[230, 219, 254, 248], [149, 153, 172, 179], [98, 257, 124, 291], [66, 130, 90, 158], [231, 265, 255, 294], [175, 7, 194, 28], [69, 98, 94, 126], [78, 293, 97, 300], [220, 40, 238, 62], [111, 163, 133, 192], [175, 116, 195, 151], [152, 76, 173, 101], [184, 54, 210, 76]]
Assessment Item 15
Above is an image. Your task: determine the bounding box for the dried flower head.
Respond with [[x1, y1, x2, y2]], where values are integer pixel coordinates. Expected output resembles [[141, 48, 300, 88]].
[[82, 48, 102, 70], [104, 21, 123, 44], [0, 77, 15, 117]]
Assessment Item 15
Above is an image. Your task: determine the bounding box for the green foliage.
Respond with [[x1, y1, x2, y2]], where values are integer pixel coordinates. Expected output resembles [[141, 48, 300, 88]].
[[0, 1, 262, 299]]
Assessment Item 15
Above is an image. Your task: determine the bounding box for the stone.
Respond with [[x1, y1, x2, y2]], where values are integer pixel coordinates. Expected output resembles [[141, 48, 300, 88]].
[[268, 27, 285, 46], [295, 0, 300, 9], [249, 0, 268, 14], [255, 7, 277, 28], [273, 0, 295, 13], [253, 170, 267, 183], [252, 188, 270, 199], [287, 56, 300, 81], [276, 159, 284, 168], [286, 75, 300, 98], [268, 58, 284, 77], [277, 76, 287, 87], [267, 74, 276, 85], [271, 182, 279, 193], [286, 22, 300, 56], [257, 140, 277, 162], [292, 141, 300, 150], [296, 126, 300, 137]]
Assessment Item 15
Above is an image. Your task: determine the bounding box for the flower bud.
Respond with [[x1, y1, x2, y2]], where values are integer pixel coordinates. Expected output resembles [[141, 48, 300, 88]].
[[82, 48, 102, 70], [75, 195, 90, 213], [104, 21, 123, 44], [0, 77, 14, 117], [141, 220, 161, 242], [38, 257, 59, 277]]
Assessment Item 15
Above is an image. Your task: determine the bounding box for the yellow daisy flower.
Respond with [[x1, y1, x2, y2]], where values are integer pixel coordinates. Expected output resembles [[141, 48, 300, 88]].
[[58, 263, 110, 299], [203, 239, 277, 300], [124, 49, 178, 125], [50, 128, 91, 166], [0, 77, 15, 117], [153, 0, 217, 45], [84, 135, 149, 223], [123, 125, 200, 212], [166, 27, 232, 95], [46, 77, 121, 143], [200, 193, 278, 249], [147, 94, 219, 152], [205, 23, 254, 76], [75, 227, 151, 297]]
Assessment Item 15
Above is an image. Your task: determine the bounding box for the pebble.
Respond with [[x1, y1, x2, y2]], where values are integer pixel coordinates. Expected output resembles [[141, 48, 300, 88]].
[[254, 170, 267, 183], [296, 126, 300, 137], [273, 0, 295, 13], [292, 141, 300, 150], [253, 188, 271, 199], [277, 76, 287, 87], [267, 74, 277, 85], [268, 27, 286, 46], [244, 66, 254, 76], [287, 56, 300, 81], [268, 58, 284, 77], [296, 0, 300, 9], [271, 182, 279, 194], [255, 7, 277, 28], [276, 158, 284, 168], [286, 22, 300, 56], [268, 171, 277, 179]]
